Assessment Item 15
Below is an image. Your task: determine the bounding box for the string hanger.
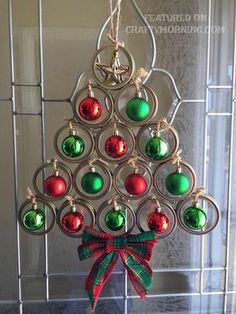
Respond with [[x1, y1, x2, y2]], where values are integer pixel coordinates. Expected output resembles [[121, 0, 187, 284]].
[[26, 187, 37, 208], [107, 0, 124, 50], [88, 158, 109, 168], [27, 187, 34, 199], [192, 187, 205, 205], [127, 155, 139, 171], [65, 195, 77, 211], [133, 68, 149, 93], [87, 79, 94, 97], [172, 149, 182, 169]]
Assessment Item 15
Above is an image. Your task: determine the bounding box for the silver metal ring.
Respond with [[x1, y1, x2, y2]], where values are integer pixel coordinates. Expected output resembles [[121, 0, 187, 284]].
[[33, 160, 73, 201], [96, 199, 136, 235], [57, 198, 96, 238], [18, 196, 57, 236], [153, 159, 196, 201], [95, 122, 135, 163], [115, 83, 158, 126], [91, 45, 135, 90], [72, 84, 114, 128], [136, 121, 179, 163], [113, 160, 153, 200], [176, 193, 220, 235], [54, 121, 94, 163], [136, 197, 177, 239], [73, 160, 112, 200]]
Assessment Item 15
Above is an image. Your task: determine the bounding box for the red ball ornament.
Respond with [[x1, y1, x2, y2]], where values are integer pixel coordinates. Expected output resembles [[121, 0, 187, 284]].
[[147, 211, 169, 234], [62, 211, 84, 233], [105, 135, 128, 158], [43, 175, 67, 197], [79, 96, 102, 121], [125, 173, 147, 195]]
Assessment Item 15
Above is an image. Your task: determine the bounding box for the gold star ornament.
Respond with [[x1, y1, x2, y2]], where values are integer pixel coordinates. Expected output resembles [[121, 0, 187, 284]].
[[91, 45, 135, 90]]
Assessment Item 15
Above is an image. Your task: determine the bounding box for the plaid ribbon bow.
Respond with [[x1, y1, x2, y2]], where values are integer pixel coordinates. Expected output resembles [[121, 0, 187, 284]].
[[78, 226, 158, 309]]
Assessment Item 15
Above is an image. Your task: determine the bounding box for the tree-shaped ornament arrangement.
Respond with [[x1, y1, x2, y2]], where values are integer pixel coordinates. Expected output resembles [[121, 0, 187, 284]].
[[18, 0, 220, 310]]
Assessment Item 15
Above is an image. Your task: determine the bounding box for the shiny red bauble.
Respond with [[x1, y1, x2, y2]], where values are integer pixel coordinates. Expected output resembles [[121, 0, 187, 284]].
[[62, 211, 84, 233], [124, 173, 147, 195], [43, 175, 67, 197], [147, 211, 169, 234], [79, 96, 102, 120], [105, 135, 128, 158]]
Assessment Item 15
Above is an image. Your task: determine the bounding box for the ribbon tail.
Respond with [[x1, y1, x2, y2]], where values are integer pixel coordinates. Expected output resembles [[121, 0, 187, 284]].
[[120, 250, 153, 299], [85, 251, 119, 310]]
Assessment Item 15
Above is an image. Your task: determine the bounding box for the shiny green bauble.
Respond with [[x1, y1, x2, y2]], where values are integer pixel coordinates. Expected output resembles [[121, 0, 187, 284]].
[[105, 209, 126, 231], [165, 172, 190, 195], [61, 135, 84, 158], [126, 97, 150, 121], [183, 207, 207, 230], [81, 172, 104, 194], [22, 209, 45, 231], [145, 136, 170, 160]]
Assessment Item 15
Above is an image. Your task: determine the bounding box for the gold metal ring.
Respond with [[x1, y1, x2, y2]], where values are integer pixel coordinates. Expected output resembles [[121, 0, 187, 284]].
[[33, 160, 73, 201], [115, 83, 158, 126], [91, 45, 135, 90], [72, 84, 114, 128], [136, 197, 177, 239], [95, 122, 135, 163], [153, 159, 196, 201], [136, 121, 179, 163], [176, 192, 220, 235], [113, 159, 153, 200], [54, 121, 94, 163], [73, 160, 112, 200], [96, 198, 136, 235], [18, 196, 57, 236], [57, 198, 96, 238]]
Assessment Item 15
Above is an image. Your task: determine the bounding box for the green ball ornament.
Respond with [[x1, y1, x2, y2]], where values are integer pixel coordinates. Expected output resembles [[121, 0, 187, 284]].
[[145, 136, 170, 160], [61, 135, 84, 158], [165, 171, 190, 195], [126, 97, 150, 121], [183, 207, 207, 230], [22, 209, 45, 231], [81, 171, 104, 194], [105, 209, 126, 231]]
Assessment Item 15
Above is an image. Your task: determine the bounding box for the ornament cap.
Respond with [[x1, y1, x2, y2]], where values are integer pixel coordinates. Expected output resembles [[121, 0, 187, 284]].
[[135, 90, 142, 98], [88, 90, 95, 98], [90, 167, 96, 173], [176, 167, 182, 173], [70, 129, 76, 136], [32, 203, 37, 210], [69, 121, 76, 136], [113, 200, 119, 211], [71, 205, 77, 212], [192, 201, 199, 208]]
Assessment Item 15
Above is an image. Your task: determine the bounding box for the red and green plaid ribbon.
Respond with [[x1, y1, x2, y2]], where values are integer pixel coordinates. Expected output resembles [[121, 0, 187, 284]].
[[78, 226, 158, 309]]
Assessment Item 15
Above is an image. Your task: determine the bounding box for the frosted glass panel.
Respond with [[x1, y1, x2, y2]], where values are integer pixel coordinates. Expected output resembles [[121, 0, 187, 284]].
[[0, 1, 235, 313]]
